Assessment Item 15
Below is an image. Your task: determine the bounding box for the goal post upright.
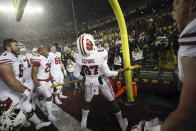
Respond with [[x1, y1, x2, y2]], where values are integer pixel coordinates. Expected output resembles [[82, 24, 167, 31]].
[[13, 0, 28, 22], [108, 0, 134, 102]]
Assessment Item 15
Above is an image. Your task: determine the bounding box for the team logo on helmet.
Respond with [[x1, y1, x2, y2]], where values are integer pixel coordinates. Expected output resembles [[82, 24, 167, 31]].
[[86, 39, 93, 51]]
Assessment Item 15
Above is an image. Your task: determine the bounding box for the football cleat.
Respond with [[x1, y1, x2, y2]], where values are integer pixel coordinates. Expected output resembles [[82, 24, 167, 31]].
[[54, 96, 62, 105], [81, 120, 87, 130], [120, 118, 128, 131], [59, 92, 68, 99]]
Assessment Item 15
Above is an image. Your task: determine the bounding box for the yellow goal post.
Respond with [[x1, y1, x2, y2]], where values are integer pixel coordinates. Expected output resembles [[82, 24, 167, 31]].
[[108, 0, 134, 102]]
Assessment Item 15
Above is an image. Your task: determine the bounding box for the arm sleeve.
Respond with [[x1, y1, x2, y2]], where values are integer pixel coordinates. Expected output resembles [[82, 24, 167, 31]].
[[73, 62, 83, 80], [101, 60, 118, 77]]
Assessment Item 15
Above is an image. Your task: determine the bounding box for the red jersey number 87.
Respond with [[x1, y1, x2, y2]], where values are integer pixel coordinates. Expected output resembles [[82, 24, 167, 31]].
[[82, 65, 98, 75]]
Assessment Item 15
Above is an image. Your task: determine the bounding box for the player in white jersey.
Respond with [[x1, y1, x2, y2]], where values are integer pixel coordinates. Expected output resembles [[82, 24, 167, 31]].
[[32, 46, 59, 122], [19, 47, 42, 115], [48, 45, 67, 105], [19, 47, 34, 94], [162, 0, 196, 131], [73, 34, 129, 131], [0, 39, 51, 130]]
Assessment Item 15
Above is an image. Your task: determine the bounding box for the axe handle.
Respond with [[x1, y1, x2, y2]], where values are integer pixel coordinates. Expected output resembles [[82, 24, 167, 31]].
[[51, 79, 84, 88]]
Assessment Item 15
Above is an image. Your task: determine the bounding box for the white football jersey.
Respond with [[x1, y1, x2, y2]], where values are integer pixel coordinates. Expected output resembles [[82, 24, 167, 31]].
[[48, 52, 62, 72], [19, 53, 33, 81], [0, 52, 23, 94], [32, 55, 51, 80], [14, 57, 24, 83], [74, 49, 117, 80], [178, 18, 196, 81], [0, 52, 24, 105]]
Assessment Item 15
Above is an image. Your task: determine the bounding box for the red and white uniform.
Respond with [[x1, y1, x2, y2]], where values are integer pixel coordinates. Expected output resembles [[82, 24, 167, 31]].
[[13, 57, 24, 84], [33, 55, 53, 98], [19, 53, 34, 94], [74, 49, 118, 102], [48, 52, 64, 84], [0, 52, 31, 112], [1, 52, 24, 84], [178, 18, 196, 81]]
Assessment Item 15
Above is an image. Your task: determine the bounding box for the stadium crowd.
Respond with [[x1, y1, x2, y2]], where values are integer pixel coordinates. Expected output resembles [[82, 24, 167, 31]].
[[32, 2, 177, 77]]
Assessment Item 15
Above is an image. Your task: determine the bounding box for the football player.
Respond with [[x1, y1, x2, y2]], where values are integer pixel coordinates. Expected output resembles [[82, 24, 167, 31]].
[[19, 47, 34, 95], [32, 46, 59, 122], [162, 0, 196, 130], [48, 44, 67, 105], [73, 34, 128, 131]]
